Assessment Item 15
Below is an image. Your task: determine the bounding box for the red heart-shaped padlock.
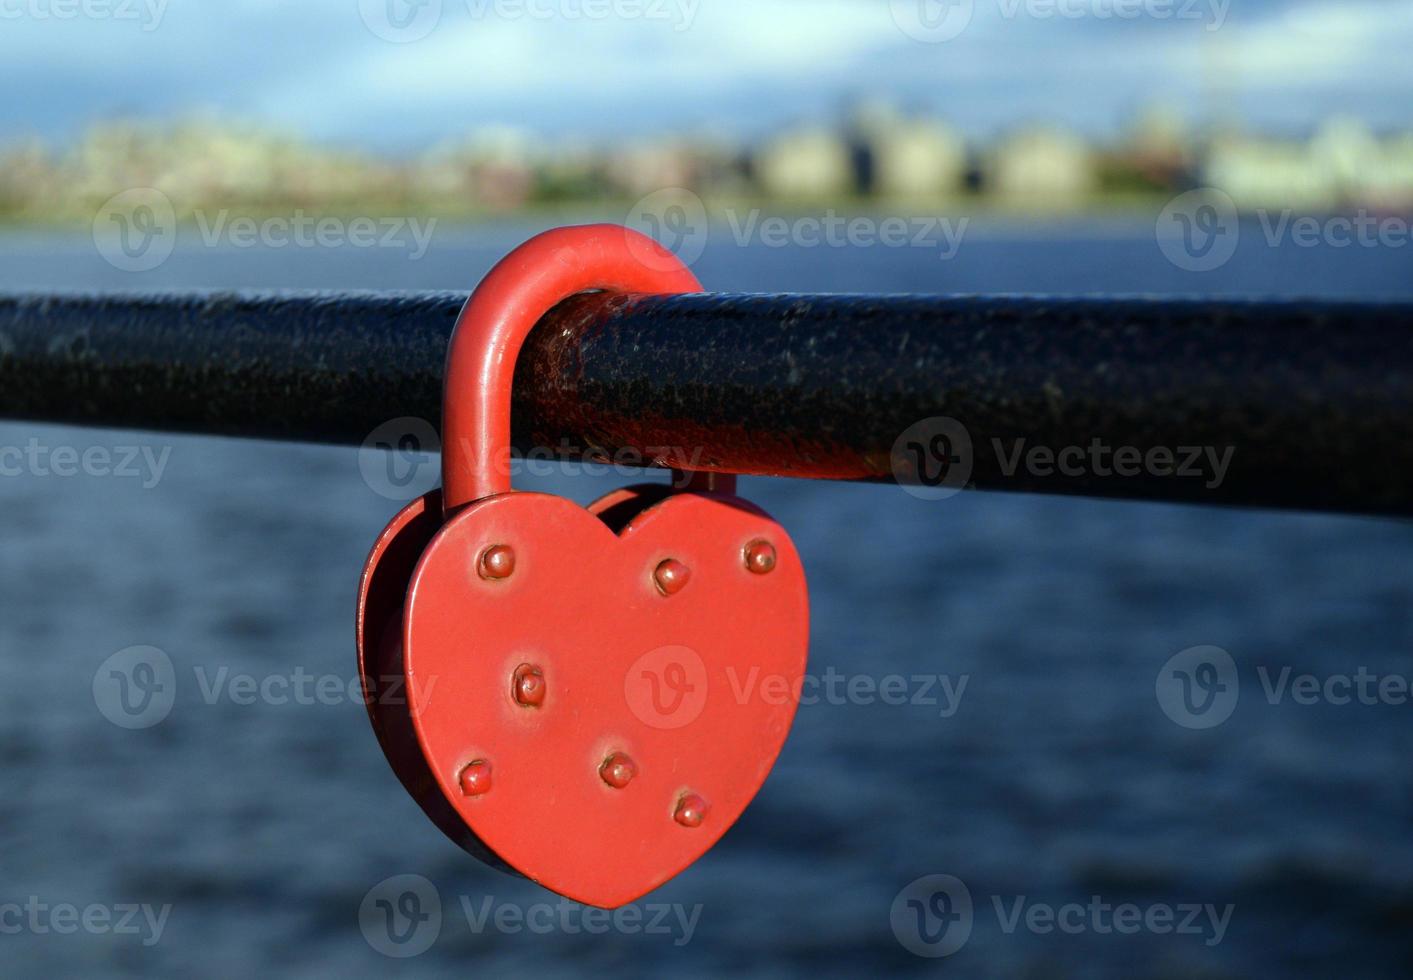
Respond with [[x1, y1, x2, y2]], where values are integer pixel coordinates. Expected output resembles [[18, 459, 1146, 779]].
[[356, 225, 810, 909], [405, 487, 807, 908]]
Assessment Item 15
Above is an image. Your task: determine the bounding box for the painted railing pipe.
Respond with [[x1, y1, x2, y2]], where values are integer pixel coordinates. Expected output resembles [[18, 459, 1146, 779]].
[[0, 290, 1410, 516]]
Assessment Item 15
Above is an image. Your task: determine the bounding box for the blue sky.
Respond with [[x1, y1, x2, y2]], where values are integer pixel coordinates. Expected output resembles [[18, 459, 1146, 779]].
[[0, 0, 1408, 151]]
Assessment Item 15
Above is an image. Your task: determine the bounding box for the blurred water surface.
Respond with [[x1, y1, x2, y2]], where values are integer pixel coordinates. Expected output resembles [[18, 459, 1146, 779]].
[[1, 219, 1411, 978]]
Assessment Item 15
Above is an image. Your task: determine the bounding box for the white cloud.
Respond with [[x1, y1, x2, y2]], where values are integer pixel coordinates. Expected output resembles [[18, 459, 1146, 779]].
[[294, 1, 894, 105], [0, 0, 1407, 146], [1231, 0, 1413, 84]]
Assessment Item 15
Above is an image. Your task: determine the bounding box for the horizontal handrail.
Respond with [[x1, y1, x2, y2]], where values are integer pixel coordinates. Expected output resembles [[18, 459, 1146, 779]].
[[1, 290, 1410, 516]]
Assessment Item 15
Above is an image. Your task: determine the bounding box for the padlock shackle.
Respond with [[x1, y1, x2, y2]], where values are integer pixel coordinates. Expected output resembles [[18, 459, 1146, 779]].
[[442, 224, 706, 512]]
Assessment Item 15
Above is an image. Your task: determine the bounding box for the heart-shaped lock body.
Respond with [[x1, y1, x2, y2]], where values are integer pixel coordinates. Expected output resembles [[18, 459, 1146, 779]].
[[356, 225, 810, 908], [405, 487, 807, 908]]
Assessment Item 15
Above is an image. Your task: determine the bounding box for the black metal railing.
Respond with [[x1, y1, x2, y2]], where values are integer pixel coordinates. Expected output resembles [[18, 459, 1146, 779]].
[[1, 290, 1411, 516]]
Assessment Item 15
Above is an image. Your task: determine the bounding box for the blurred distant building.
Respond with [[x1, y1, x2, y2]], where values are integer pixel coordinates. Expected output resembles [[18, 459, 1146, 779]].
[[1372, 134, 1413, 208], [71, 121, 164, 200], [1202, 119, 1413, 209], [845, 101, 965, 198], [986, 126, 1096, 203], [873, 119, 966, 198], [605, 139, 696, 198], [3, 109, 1410, 223], [66, 118, 408, 211], [683, 134, 752, 197], [533, 137, 606, 202], [1309, 117, 1413, 208], [1129, 105, 1189, 162], [418, 126, 536, 210], [1122, 104, 1194, 187], [755, 126, 852, 199], [160, 120, 283, 201], [1309, 117, 1379, 195], [1203, 135, 1326, 209], [0, 139, 55, 213], [417, 149, 476, 201]]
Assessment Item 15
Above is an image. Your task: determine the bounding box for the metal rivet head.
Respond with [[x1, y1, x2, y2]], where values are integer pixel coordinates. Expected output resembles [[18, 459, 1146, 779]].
[[479, 545, 515, 580], [459, 760, 492, 797], [653, 559, 691, 596], [674, 793, 708, 828], [600, 752, 638, 789], [744, 540, 777, 575], [512, 663, 545, 707]]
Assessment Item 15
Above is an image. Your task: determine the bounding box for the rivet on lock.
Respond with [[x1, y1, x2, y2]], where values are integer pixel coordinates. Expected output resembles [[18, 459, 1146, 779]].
[[356, 224, 810, 909]]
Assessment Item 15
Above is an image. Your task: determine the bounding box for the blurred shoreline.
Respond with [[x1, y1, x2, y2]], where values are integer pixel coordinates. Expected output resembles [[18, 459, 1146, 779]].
[[4, 103, 1412, 226]]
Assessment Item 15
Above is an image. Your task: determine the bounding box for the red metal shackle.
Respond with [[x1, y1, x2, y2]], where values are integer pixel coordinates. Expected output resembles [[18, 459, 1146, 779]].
[[440, 223, 703, 513]]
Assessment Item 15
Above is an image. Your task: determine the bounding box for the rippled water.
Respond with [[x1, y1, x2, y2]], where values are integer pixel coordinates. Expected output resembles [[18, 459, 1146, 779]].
[[1, 218, 1411, 978]]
